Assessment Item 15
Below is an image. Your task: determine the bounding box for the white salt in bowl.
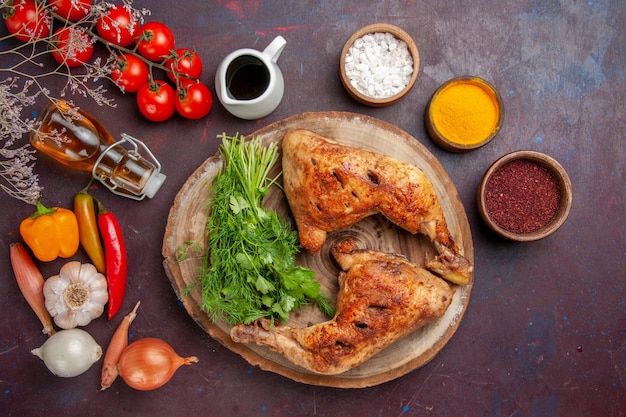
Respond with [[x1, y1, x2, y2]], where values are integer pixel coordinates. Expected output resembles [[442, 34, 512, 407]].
[[340, 23, 420, 107]]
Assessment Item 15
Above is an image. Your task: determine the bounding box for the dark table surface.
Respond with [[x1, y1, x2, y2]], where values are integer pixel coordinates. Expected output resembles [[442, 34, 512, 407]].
[[1, 1, 624, 416]]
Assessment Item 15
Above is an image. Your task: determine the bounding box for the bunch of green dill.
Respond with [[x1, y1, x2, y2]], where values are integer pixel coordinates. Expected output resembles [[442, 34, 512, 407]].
[[200, 133, 334, 325]]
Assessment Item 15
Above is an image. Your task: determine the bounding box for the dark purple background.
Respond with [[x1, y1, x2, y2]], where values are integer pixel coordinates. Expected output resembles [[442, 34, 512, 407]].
[[1, 1, 623, 416]]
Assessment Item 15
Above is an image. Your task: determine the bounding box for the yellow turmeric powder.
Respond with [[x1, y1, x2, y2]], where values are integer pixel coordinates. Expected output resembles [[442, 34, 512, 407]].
[[430, 78, 501, 146]]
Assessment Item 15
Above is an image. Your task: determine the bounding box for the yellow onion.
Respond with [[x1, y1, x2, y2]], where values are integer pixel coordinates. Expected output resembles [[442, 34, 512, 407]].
[[117, 338, 198, 391]]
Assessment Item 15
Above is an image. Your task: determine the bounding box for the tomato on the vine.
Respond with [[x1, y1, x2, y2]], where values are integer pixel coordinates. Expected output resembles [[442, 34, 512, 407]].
[[165, 48, 203, 83], [95, 5, 138, 47], [50, 27, 94, 68], [135, 22, 175, 62], [137, 80, 176, 122], [4, 0, 51, 43], [175, 80, 213, 120], [49, 0, 92, 22], [111, 54, 149, 93]]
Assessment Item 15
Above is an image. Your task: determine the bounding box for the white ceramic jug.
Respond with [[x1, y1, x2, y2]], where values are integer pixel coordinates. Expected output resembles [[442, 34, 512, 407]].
[[215, 36, 287, 120]]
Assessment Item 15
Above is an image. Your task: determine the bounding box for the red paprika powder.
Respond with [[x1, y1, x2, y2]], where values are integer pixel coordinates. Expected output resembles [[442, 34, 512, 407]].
[[484, 159, 560, 234]]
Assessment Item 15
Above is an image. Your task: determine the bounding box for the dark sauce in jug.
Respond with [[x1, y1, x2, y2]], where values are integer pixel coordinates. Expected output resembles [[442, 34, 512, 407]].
[[226, 55, 270, 100]]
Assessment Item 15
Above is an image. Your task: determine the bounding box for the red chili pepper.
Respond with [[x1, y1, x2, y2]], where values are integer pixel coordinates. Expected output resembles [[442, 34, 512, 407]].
[[97, 201, 127, 320]]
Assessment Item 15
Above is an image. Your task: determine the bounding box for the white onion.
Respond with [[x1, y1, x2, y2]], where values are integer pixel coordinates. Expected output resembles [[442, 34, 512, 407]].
[[31, 328, 102, 377]]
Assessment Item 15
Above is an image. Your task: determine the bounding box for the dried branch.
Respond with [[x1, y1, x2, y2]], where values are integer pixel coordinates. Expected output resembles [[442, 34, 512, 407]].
[[0, 0, 150, 204]]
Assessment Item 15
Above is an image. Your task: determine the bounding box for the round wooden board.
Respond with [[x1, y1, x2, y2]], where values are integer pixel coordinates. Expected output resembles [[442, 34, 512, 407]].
[[162, 112, 474, 388]]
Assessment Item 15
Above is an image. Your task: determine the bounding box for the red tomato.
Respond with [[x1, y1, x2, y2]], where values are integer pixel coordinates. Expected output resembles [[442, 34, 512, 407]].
[[111, 54, 149, 93], [51, 27, 94, 68], [136, 81, 176, 122], [4, 0, 51, 42], [165, 48, 203, 83], [95, 5, 138, 47], [49, 0, 92, 22], [175, 81, 213, 120], [135, 22, 175, 62]]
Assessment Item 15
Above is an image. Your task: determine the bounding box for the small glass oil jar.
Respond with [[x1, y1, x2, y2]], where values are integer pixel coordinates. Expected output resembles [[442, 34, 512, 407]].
[[31, 100, 166, 200]]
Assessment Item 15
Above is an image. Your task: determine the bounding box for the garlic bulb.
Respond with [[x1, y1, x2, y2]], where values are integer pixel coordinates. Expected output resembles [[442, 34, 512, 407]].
[[44, 261, 108, 329], [32, 328, 102, 377]]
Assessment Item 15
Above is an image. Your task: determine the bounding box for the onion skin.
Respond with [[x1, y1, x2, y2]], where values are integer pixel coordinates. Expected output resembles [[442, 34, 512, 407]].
[[117, 337, 198, 391], [100, 301, 141, 390], [10, 243, 55, 336]]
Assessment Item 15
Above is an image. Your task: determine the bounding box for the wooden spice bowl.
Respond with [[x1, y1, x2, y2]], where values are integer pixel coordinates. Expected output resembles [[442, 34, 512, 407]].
[[477, 151, 573, 242], [425, 76, 504, 152], [339, 23, 420, 107]]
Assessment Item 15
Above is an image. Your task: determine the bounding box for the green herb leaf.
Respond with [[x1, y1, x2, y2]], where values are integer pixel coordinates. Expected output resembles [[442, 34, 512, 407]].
[[229, 194, 250, 214], [200, 133, 335, 325], [255, 274, 275, 294]]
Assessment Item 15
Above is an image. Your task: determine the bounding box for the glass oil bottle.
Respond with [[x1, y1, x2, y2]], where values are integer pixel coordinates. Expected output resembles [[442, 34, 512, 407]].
[[30, 99, 166, 200]]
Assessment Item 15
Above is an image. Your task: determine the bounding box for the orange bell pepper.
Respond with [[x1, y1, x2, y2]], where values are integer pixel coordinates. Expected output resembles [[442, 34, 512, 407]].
[[19, 200, 80, 262]]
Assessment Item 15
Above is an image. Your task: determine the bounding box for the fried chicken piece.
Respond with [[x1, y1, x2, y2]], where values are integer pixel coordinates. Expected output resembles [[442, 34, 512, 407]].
[[230, 238, 454, 375], [281, 129, 472, 285]]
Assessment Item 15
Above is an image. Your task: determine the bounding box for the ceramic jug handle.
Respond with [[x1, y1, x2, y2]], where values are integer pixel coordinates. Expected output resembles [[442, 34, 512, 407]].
[[263, 36, 287, 63]]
